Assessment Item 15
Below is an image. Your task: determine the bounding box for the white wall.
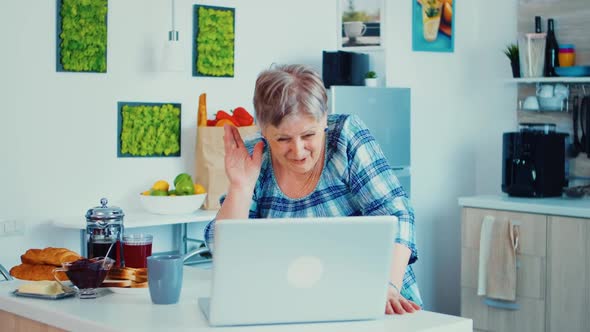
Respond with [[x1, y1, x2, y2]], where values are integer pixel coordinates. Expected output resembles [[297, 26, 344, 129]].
[[384, 0, 517, 313], [0, 0, 518, 315], [0, 0, 337, 268]]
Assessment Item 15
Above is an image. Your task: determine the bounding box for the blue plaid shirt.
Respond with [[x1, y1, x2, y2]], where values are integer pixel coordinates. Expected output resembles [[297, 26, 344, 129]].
[[204, 114, 422, 305]]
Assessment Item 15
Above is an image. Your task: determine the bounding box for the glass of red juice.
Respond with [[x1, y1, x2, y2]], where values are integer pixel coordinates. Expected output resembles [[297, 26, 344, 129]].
[[123, 234, 153, 268]]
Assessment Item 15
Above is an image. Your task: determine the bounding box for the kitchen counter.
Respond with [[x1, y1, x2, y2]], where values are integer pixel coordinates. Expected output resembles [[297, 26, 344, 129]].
[[458, 194, 590, 218], [0, 266, 472, 332]]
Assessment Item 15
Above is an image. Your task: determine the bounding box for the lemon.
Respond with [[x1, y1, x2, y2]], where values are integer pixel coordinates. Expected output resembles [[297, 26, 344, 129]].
[[141, 190, 151, 196], [152, 180, 170, 192], [194, 183, 206, 195]]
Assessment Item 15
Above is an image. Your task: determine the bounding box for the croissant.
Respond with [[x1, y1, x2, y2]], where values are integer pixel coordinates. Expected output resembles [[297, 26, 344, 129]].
[[9, 263, 68, 281], [20, 247, 81, 266]]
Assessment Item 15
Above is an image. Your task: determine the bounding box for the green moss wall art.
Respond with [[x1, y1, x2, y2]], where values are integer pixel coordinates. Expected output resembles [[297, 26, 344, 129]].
[[117, 102, 181, 157], [56, 0, 108, 73], [193, 5, 235, 77]]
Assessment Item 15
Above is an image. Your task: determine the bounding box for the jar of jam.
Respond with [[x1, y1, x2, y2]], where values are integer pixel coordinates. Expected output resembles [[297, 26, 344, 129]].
[[558, 44, 575, 67]]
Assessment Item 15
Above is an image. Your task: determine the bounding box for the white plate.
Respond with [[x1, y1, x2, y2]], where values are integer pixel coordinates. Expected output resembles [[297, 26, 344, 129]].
[[107, 287, 149, 295]]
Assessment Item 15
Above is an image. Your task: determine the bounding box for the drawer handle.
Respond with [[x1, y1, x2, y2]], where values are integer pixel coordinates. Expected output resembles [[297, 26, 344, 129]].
[[483, 298, 520, 310]]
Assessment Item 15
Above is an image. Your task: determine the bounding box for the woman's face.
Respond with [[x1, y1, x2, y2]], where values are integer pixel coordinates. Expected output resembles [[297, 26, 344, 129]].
[[262, 113, 327, 175]]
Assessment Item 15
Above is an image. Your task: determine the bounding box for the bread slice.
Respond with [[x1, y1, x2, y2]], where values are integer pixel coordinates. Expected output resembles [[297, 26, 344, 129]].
[[107, 267, 149, 282], [106, 267, 135, 280], [130, 281, 148, 288], [101, 279, 133, 288]]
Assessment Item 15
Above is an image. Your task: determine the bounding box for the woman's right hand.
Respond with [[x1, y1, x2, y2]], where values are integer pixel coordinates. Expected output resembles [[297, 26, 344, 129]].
[[223, 124, 264, 192]]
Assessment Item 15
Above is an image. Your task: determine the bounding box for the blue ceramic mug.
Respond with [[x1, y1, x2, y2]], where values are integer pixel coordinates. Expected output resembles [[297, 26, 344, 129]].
[[147, 254, 183, 304]]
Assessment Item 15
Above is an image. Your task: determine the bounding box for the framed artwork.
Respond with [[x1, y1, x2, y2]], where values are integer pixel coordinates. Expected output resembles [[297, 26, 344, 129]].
[[412, 0, 454, 52], [56, 0, 108, 73], [338, 0, 384, 50], [117, 102, 181, 157], [193, 5, 235, 77]]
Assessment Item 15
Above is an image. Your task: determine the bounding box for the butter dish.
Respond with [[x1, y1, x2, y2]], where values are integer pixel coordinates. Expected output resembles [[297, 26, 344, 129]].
[[12, 280, 76, 300], [12, 288, 76, 300]]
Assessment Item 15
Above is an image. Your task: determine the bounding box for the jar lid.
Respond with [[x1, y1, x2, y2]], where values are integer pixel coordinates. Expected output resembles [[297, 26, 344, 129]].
[[85, 198, 125, 222], [559, 44, 575, 49]]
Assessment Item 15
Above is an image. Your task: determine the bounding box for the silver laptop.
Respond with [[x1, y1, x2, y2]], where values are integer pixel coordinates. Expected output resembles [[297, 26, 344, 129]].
[[198, 216, 396, 326]]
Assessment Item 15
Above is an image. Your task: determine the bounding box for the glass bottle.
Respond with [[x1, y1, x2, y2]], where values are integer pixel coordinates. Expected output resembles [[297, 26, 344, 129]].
[[534, 16, 542, 33], [544, 18, 559, 77]]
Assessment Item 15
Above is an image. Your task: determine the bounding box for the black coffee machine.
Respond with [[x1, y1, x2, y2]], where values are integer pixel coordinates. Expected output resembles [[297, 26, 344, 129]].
[[502, 123, 568, 197]]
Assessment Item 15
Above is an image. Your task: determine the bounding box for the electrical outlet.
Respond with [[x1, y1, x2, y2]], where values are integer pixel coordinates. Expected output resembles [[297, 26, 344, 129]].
[[0, 219, 24, 236]]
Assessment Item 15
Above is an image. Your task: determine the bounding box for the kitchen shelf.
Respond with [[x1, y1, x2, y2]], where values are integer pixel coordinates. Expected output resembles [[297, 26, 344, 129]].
[[52, 209, 218, 257], [510, 77, 590, 83], [52, 209, 217, 230]]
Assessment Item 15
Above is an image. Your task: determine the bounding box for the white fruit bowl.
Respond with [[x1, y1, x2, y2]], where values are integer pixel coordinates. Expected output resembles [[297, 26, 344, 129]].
[[138, 193, 207, 215]]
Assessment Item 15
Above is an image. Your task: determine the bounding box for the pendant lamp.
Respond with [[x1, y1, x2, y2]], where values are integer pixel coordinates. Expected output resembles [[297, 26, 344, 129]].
[[161, 0, 184, 72]]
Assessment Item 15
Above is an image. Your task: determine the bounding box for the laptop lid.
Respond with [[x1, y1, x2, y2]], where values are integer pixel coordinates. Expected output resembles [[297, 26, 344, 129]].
[[203, 216, 396, 326]]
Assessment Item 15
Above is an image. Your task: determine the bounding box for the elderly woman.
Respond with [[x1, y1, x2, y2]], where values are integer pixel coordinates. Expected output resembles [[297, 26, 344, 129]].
[[204, 64, 421, 314]]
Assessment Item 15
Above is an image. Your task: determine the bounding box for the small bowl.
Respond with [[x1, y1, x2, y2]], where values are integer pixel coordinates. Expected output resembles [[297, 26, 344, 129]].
[[139, 193, 207, 215], [522, 96, 539, 111], [537, 96, 565, 111], [53, 257, 114, 299]]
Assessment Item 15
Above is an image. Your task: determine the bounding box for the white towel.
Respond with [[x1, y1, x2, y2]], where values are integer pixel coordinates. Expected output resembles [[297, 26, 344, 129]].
[[477, 215, 495, 296], [486, 219, 518, 301]]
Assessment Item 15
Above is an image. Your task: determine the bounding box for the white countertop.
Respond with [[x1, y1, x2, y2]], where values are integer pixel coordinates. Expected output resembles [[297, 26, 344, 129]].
[[52, 209, 218, 230], [458, 194, 590, 218], [0, 267, 471, 332]]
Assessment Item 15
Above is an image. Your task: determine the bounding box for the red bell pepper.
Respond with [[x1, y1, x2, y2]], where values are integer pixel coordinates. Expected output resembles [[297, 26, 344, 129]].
[[215, 110, 239, 126], [232, 107, 254, 126]]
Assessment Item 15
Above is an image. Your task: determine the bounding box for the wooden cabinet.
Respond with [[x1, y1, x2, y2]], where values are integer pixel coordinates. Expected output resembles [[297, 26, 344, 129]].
[[461, 208, 590, 332], [461, 208, 547, 332], [546, 216, 590, 331], [0, 310, 65, 332]]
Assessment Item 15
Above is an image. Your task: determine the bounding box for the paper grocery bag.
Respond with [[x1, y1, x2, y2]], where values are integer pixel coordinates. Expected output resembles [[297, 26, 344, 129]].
[[195, 125, 259, 210]]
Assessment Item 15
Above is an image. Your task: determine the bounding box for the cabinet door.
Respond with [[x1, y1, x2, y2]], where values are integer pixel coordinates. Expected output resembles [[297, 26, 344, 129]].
[[462, 208, 546, 256], [462, 208, 546, 299], [547, 216, 589, 332], [461, 208, 547, 332]]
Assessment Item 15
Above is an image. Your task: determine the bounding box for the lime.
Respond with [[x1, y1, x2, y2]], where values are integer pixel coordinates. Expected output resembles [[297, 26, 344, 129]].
[[175, 179, 195, 195], [151, 190, 168, 196], [174, 173, 192, 186]]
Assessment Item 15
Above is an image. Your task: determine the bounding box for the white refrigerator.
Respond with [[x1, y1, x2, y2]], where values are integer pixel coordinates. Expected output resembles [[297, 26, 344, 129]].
[[330, 86, 411, 197]]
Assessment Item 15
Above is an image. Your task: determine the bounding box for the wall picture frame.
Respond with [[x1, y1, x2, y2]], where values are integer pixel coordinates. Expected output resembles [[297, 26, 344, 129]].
[[338, 0, 385, 50], [56, 0, 108, 73], [412, 0, 455, 53], [192, 5, 235, 77], [117, 102, 181, 158]]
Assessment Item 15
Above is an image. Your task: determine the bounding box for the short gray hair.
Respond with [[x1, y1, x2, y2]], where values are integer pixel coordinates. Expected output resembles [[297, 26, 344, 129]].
[[253, 64, 328, 128]]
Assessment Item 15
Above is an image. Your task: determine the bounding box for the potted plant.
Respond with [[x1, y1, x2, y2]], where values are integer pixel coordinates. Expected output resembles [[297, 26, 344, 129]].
[[365, 71, 378, 87], [503, 43, 520, 78]]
